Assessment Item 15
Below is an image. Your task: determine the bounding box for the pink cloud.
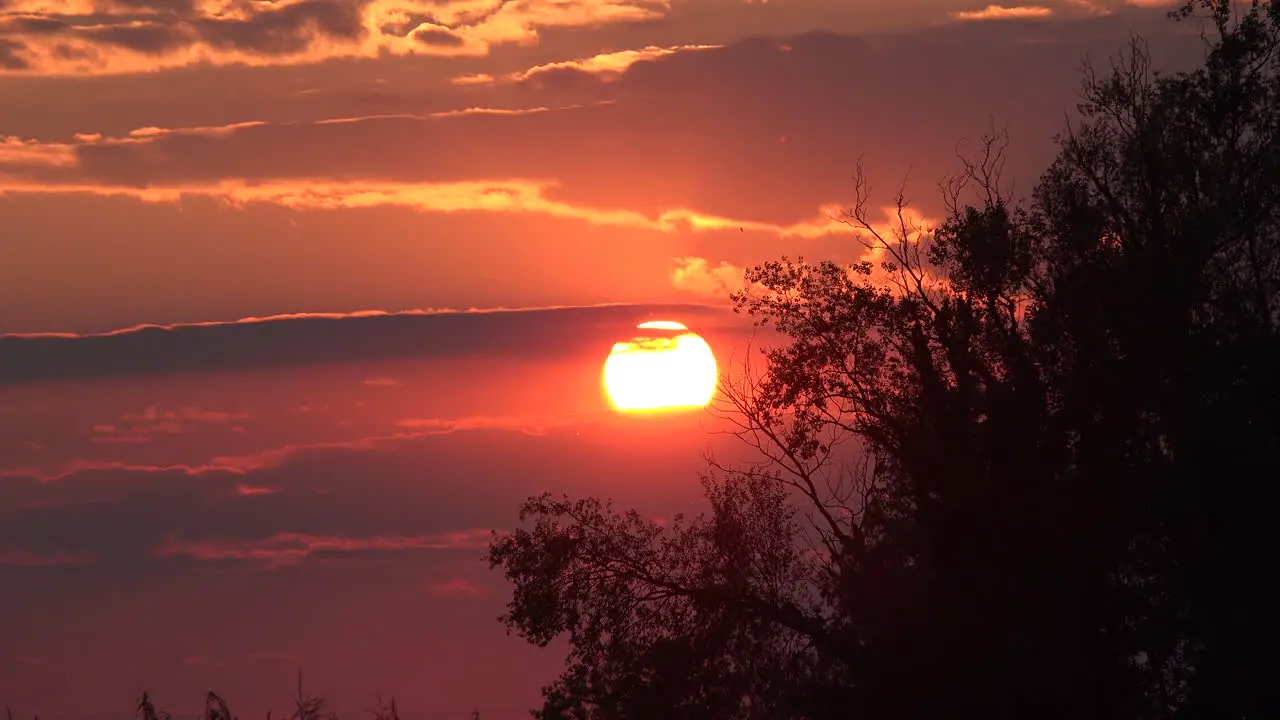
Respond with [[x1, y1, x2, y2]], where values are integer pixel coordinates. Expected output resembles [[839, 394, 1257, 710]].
[[178, 407, 251, 423], [429, 578, 484, 597], [82, 407, 250, 443], [90, 435, 153, 445]]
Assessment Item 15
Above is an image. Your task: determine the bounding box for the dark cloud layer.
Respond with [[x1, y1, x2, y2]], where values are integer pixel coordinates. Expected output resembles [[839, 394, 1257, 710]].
[[0, 303, 743, 385], [0, 412, 723, 572]]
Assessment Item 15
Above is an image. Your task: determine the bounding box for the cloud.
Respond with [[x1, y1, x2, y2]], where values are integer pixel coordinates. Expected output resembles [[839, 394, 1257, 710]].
[[0, 411, 722, 576], [0, 0, 671, 75], [4, 404, 663, 485], [430, 577, 484, 596], [670, 256, 747, 297], [0, 173, 862, 241], [81, 405, 252, 442], [950, 5, 1055, 21], [454, 43, 720, 86], [1, 419, 594, 482], [0, 136, 75, 167], [0, 302, 741, 384], [154, 529, 494, 569], [0, 20, 1209, 232], [1060, 0, 1112, 15], [170, 407, 249, 423], [393, 413, 584, 436]]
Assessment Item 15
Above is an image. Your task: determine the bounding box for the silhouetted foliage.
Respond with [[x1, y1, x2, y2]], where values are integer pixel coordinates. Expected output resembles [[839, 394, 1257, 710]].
[[487, 1, 1280, 718]]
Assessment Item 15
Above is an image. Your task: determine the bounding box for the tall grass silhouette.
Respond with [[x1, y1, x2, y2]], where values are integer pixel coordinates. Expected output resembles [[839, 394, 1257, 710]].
[[10, 669, 485, 720], [129, 670, 415, 720]]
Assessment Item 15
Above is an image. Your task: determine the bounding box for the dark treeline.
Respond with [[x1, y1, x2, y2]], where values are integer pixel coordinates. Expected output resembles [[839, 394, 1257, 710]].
[[487, 1, 1280, 718]]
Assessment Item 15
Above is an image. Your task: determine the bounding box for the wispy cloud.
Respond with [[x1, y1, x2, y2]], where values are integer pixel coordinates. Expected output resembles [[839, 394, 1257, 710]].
[[429, 577, 484, 596], [452, 44, 720, 85], [154, 529, 495, 569], [393, 413, 589, 436], [0, 176, 864, 239], [84, 406, 250, 442], [1, 411, 609, 482]]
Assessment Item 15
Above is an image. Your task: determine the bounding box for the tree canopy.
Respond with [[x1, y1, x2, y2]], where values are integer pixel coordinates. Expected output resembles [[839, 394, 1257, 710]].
[[486, 1, 1280, 717]]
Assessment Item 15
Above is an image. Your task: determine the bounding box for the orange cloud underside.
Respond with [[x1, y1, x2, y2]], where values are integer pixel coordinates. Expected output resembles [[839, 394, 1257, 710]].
[[950, 5, 1054, 21]]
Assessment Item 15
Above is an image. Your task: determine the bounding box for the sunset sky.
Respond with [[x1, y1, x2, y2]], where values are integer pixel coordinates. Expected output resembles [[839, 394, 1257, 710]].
[[0, 0, 1210, 717]]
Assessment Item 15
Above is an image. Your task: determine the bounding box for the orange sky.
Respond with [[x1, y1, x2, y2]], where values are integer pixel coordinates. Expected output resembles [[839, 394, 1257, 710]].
[[0, 0, 1213, 717]]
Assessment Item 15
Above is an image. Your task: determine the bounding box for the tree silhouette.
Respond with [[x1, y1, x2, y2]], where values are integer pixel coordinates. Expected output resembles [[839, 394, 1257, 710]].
[[487, 1, 1280, 718]]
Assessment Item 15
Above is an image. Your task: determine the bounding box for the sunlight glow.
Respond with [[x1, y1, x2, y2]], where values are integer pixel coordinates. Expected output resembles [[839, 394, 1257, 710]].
[[603, 321, 718, 413]]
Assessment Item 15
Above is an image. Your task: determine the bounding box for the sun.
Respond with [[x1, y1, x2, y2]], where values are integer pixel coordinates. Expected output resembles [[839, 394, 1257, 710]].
[[603, 321, 719, 413]]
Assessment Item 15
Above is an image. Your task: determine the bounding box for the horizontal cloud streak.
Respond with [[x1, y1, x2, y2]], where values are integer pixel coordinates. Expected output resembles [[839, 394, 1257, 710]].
[[0, 412, 723, 575], [454, 43, 721, 85], [950, 5, 1055, 21], [154, 529, 494, 569], [0, 302, 743, 385], [0, 177, 862, 238], [0, 414, 604, 482]]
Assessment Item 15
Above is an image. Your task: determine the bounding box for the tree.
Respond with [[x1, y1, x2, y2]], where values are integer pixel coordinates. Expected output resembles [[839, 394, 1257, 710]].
[[487, 2, 1280, 717]]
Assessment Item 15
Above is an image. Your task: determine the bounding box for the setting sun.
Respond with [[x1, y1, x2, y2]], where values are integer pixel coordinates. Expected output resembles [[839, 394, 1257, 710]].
[[603, 321, 719, 413]]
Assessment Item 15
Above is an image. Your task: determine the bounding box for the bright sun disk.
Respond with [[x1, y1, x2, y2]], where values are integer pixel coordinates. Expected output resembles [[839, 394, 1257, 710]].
[[603, 321, 718, 413]]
